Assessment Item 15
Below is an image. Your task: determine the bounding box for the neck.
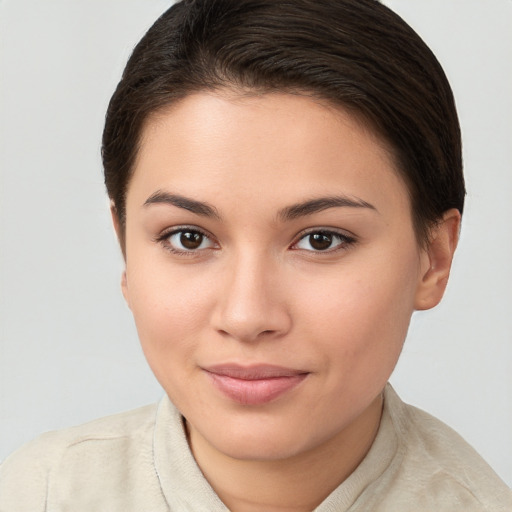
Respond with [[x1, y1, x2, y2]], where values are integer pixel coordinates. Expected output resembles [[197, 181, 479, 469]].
[[187, 393, 383, 512]]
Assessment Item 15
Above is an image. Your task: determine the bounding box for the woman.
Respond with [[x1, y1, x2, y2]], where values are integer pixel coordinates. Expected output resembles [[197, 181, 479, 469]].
[[1, 0, 511, 510]]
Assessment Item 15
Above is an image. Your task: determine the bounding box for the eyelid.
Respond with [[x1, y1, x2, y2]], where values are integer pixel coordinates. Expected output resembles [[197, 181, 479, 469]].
[[290, 227, 357, 252], [156, 224, 211, 240], [155, 225, 218, 254]]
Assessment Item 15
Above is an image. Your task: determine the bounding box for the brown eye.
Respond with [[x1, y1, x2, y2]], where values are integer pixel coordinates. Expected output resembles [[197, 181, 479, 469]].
[[293, 230, 355, 253], [166, 229, 214, 252], [180, 231, 203, 249], [308, 232, 333, 250]]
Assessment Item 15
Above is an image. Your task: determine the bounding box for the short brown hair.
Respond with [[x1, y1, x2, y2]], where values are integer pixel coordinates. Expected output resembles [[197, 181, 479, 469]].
[[102, 0, 465, 245]]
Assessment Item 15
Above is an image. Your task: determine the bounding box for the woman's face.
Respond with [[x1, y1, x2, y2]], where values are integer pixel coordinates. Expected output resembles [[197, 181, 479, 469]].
[[122, 91, 431, 460]]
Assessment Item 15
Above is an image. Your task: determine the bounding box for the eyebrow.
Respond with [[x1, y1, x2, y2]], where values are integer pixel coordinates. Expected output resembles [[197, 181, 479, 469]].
[[143, 191, 221, 219], [143, 190, 376, 222], [278, 195, 377, 221]]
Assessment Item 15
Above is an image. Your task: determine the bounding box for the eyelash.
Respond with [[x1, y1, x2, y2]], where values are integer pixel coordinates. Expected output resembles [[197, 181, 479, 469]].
[[156, 226, 357, 256], [291, 229, 357, 254], [156, 226, 217, 256]]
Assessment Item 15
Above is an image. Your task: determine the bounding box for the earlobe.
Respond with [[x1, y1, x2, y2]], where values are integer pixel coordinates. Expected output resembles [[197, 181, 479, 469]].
[[414, 208, 461, 311], [111, 201, 130, 308], [121, 270, 131, 309]]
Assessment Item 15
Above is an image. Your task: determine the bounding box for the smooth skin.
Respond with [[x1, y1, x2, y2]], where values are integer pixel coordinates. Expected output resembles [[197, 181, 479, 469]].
[[115, 91, 460, 512]]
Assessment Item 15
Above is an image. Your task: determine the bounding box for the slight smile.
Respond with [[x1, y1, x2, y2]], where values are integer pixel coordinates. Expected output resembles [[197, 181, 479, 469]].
[[203, 364, 310, 406]]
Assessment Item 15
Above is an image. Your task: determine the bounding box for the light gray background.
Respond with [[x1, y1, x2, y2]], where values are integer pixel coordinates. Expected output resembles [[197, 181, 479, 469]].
[[1, 0, 511, 486]]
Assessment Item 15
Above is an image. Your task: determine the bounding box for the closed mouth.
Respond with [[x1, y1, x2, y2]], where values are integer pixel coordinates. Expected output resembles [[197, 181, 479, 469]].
[[203, 364, 309, 405]]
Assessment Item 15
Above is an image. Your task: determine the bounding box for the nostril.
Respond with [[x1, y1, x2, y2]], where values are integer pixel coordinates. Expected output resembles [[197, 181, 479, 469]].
[[216, 328, 275, 338]]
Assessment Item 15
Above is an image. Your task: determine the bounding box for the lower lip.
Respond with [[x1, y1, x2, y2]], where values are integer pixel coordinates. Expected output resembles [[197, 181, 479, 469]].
[[206, 372, 308, 406]]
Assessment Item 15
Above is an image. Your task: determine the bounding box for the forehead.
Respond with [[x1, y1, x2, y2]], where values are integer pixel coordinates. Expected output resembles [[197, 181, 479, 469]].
[[129, 91, 410, 220], [141, 90, 393, 162]]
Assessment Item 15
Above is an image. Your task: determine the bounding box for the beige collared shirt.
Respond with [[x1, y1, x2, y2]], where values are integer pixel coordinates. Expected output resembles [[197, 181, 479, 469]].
[[1, 385, 511, 511]]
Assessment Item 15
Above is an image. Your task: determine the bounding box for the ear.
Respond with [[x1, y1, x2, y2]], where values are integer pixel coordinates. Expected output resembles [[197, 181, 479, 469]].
[[414, 208, 461, 311], [110, 201, 123, 247], [110, 201, 127, 259], [110, 201, 131, 309], [120, 270, 131, 309]]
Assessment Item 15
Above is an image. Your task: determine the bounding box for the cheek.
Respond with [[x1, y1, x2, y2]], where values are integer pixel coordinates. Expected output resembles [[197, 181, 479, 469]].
[[295, 255, 420, 373], [125, 261, 214, 374]]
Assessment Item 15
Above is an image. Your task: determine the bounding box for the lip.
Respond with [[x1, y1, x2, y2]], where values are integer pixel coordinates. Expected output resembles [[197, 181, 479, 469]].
[[203, 364, 309, 406]]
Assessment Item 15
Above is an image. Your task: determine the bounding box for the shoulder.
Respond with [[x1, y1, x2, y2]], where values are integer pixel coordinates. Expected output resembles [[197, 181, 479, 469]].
[[0, 403, 159, 512], [383, 385, 512, 511]]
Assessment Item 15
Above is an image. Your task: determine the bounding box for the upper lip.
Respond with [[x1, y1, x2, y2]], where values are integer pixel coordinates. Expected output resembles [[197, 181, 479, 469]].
[[203, 364, 308, 380]]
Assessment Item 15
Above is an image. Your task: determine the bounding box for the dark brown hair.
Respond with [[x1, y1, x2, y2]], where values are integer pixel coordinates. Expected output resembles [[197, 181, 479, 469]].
[[102, 0, 465, 246]]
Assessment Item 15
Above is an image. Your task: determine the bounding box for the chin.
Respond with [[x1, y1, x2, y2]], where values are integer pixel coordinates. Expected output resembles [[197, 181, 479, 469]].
[[195, 414, 327, 462]]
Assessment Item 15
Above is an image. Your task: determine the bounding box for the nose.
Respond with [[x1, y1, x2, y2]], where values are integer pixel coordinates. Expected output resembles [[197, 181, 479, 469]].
[[211, 251, 292, 343]]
